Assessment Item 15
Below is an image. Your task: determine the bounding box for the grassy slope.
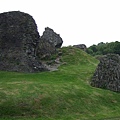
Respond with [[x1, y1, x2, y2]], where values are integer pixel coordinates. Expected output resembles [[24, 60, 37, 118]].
[[0, 47, 120, 120]]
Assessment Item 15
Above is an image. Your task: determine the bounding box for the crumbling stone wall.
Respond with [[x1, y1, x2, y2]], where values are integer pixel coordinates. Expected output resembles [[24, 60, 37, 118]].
[[41, 27, 63, 48], [91, 54, 120, 92], [0, 11, 64, 72], [36, 27, 63, 59], [36, 38, 56, 59], [0, 11, 47, 72]]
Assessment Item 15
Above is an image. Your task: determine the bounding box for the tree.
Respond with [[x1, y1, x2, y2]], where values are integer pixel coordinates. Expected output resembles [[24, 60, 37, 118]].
[[86, 41, 120, 56]]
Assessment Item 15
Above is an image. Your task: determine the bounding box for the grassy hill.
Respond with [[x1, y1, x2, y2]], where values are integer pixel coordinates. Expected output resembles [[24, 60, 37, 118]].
[[0, 46, 120, 120]]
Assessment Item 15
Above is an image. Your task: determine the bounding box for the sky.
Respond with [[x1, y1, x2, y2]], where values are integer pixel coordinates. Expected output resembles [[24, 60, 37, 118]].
[[0, 0, 120, 47]]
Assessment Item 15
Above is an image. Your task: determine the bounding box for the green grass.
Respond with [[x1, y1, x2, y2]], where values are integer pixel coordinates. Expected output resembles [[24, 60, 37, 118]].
[[0, 46, 120, 120]]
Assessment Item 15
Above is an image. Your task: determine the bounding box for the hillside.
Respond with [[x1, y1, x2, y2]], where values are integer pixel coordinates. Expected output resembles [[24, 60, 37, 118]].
[[0, 47, 120, 120]]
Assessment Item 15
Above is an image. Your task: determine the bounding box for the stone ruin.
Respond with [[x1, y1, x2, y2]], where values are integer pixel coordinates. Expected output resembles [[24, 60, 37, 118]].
[[37, 27, 63, 59], [41, 27, 63, 48], [91, 54, 120, 92], [73, 44, 87, 51], [0, 11, 63, 72]]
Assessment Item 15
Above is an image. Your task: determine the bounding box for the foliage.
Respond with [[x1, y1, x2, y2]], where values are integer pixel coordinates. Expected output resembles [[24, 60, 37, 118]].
[[86, 41, 120, 56], [0, 47, 120, 120]]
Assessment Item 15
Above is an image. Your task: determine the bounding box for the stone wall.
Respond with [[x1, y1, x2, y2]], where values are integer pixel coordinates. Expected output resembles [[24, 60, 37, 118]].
[[41, 27, 63, 48], [0, 11, 64, 72], [36, 38, 56, 59], [36, 27, 63, 59], [91, 54, 120, 92], [0, 11, 47, 72]]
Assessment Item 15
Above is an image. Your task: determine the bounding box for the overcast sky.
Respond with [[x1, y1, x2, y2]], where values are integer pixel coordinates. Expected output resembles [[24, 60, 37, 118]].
[[1, 0, 120, 47]]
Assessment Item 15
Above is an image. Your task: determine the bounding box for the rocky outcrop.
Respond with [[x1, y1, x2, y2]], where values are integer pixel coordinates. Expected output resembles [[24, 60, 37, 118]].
[[0, 11, 47, 72], [91, 54, 120, 92], [73, 44, 87, 51], [41, 27, 63, 48]]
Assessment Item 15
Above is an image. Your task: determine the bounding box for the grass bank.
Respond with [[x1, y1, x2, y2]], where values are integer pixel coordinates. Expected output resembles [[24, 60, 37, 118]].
[[0, 47, 120, 120]]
